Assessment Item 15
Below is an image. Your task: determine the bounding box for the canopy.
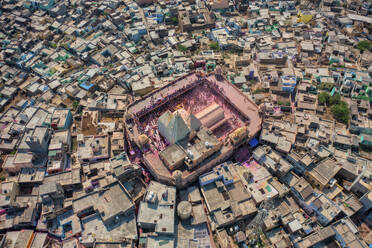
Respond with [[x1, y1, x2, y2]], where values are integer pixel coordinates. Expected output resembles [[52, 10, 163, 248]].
[[249, 138, 259, 148]]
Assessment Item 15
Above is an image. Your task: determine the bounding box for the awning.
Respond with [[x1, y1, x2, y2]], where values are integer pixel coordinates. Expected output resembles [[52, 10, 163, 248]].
[[249, 138, 259, 148], [48, 150, 57, 157]]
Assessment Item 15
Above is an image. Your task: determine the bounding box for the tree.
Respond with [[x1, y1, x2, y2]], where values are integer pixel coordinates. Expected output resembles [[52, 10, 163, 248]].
[[176, 44, 187, 52], [331, 101, 350, 124], [356, 40, 371, 51], [171, 17, 178, 25], [253, 88, 267, 94], [73, 101, 79, 110], [320, 82, 333, 91], [329, 93, 341, 106], [318, 92, 330, 105], [208, 42, 220, 51], [278, 101, 290, 106]]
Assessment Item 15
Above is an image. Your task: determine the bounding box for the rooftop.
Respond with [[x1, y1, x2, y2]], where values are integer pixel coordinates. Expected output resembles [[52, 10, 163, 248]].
[[18, 167, 45, 183], [137, 181, 176, 234], [307, 157, 341, 187]]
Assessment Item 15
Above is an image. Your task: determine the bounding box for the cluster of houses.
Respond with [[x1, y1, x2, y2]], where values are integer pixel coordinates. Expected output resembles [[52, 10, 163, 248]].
[[0, 0, 370, 247]]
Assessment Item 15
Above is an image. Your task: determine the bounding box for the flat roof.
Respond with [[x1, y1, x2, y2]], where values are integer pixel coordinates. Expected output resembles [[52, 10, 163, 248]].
[[159, 144, 186, 170], [146, 235, 175, 248], [73, 182, 134, 218], [138, 203, 175, 234], [200, 182, 224, 212], [137, 181, 176, 234], [30, 233, 47, 248], [81, 212, 137, 243], [18, 167, 46, 183], [347, 14, 372, 24], [296, 226, 335, 248], [308, 157, 341, 186], [96, 183, 134, 222], [43, 169, 81, 186], [7, 230, 34, 248]]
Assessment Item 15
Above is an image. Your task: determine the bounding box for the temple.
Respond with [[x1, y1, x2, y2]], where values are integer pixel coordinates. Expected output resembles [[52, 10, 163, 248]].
[[125, 72, 262, 187]]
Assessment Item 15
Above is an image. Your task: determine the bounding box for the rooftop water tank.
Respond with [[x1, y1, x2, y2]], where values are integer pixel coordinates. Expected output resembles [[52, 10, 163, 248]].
[[177, 201, 192, 220]]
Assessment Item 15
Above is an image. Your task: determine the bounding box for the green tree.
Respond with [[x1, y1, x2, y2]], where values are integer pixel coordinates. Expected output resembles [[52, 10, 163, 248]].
[[171, 17, 178, 24], [73, 101, 79, 109], [253, 88, 267, 94], [318, 92, 330, 105], [278, 101, 290, 106], [176, 44, 187, 52], [356, 40, 371, 51], [331, 101, 350, 124], [329, 93, 341, 106], [208, 42, 220, 51], [320, 83, 333, 91]]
